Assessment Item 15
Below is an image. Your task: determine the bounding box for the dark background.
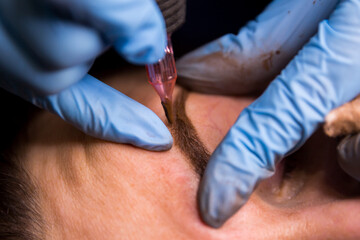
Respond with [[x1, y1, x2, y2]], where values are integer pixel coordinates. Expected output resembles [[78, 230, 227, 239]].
[[90, 0, 271, 75]]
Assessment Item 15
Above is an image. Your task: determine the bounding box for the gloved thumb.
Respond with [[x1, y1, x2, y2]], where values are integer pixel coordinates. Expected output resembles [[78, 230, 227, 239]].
[[337, 134, 360, 181]]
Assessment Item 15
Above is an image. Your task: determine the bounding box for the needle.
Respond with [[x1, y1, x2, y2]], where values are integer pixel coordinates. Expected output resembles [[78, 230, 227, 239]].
[[161, 98, 174, 124]]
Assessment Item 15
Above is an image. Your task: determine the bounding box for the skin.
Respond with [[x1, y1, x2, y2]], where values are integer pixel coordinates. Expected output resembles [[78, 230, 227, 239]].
[[19, 69, 360, 240]]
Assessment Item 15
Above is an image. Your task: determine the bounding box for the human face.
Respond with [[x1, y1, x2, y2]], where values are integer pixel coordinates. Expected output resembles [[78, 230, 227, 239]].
[[22, 68, 360, 239]]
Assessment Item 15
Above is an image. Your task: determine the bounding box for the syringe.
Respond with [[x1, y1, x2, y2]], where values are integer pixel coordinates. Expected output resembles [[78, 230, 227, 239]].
[[146, 0, 185, 124], [146, 35, 177, 124]]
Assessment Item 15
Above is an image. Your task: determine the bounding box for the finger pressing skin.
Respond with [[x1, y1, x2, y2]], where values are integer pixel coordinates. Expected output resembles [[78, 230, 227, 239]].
[[32, 74, 173, 151]]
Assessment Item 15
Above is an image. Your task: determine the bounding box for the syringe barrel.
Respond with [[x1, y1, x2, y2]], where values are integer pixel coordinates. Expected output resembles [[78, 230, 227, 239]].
[[146, 35, 176, 102]]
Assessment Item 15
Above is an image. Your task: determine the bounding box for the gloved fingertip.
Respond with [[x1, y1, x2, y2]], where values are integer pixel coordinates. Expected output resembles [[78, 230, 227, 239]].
[[337, 135, 360, 181], [99, 99, 173, 151], [146, 141, 173, 151], [198, 197, 227, 229], [198, 207, 225, 229], [114, 34, 166, 65], [113, 9, 167, 65], [197, 164, 247, 228], [198, 180, 246, 228], [39, 74, 174, 151], [135, 124, 173, 151]]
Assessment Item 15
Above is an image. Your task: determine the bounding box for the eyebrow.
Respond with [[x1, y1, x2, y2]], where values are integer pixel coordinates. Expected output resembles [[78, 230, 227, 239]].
[[171, 89, 210, 178]]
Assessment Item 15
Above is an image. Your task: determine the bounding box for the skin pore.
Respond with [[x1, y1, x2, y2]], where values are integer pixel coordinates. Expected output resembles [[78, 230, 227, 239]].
[[20, 68, 360, 239]]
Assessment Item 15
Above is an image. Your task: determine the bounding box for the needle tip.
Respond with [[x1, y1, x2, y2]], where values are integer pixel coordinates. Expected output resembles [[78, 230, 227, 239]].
[[161, 98, 174, 124]]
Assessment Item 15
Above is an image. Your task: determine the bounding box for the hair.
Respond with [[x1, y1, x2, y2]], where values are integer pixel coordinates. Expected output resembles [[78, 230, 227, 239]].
[[172, 89, 210, 178], [0, 88, 45, 240]]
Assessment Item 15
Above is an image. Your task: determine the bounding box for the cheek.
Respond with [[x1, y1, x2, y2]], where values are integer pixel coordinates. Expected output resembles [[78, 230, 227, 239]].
[[186, 93, 255, 151], [82, 142, 207, 238]]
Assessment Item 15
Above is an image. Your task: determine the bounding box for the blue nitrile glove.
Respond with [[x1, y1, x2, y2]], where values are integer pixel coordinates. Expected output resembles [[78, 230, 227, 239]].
[[0, 0, 173, 151], [177, 0, 360, 228]]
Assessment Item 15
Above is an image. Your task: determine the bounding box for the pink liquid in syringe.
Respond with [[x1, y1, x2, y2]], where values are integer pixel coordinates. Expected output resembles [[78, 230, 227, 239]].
[[146, 35, 177, 102], [146, 35, 177, 123]]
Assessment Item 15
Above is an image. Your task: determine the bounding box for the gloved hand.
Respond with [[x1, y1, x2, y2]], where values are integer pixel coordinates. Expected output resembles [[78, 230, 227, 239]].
[[177, 0, 360, 228], [0, 0, 172, 151]]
